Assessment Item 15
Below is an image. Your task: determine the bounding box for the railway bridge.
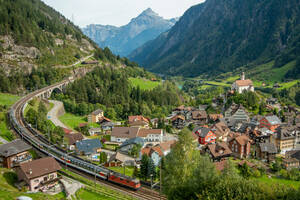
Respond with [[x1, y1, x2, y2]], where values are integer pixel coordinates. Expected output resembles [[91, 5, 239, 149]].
[[36, 77, 74, 99]]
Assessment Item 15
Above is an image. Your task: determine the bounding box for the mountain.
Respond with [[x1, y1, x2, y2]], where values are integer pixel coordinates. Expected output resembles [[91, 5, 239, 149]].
[[129, 0, 300, 78], [0, 0, 96, 75], [82, 8, 177, 56]]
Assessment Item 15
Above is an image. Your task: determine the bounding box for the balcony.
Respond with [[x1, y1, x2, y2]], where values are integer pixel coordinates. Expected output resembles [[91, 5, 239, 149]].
[[12, 155, 32, 167]]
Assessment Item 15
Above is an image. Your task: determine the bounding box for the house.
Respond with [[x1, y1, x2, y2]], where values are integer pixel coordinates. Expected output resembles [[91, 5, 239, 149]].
[[249, 128, 274, 143], [0, 139, 32, 169], [256, 143, 277, 162], [76, 139, 102, 155], [193, 126, 216, 145], [128, 115, 149, 128], [16, 157, 61, 192], [266, 98, 278, 105], [192, 110, 208, 124], [259, 115, 281, 132], [173, 105, 185, 112], [208, 114, 224, 123], [231, 72, 254, 94], [141, 140, 176, 166], [225, 104, 249, 123], [275, 127, 296, 154], [171, 115, 185, 129], [137, 129, 163, 144], [151, 118, 159, 128], [101, 121, 114, 131], [88, 128, 101, 136], [283, 158, 299, 169], [63, 128, 72, 135], [228, 134, 251, 159], [205, 142, 232, 161], [210, 121, 230, 141], [107, 152, 136, 167], [111, 127, 140, 143], [119, 137, 145, 154], [88, 109, 104, 123], [65, 133, 84, 150]]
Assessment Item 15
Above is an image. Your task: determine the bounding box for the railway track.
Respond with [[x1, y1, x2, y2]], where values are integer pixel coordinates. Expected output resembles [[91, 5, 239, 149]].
[[9, 79, 167, 200]]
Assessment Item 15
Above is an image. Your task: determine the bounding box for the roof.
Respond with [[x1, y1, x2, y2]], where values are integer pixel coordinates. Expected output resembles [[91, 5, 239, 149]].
[[89, 127, 101, 132], [76, 139, 102, 154], [207, 142, 232, 158], [209, 114, 224, 121], [192, 110, 207, 119], [235, 79, 253, 87], [211, 121, 230, 137], [120, 137, 144, 148], [171, 115, 185, 121], [283, 157, 299, 164], [111, 127, 139, 139], [99, 117, 111, 123], [128, 115, 149, 124], [63, 128, 72, 134], [259, 143, 277, 154], [141, 147, 151, 156], [0, 139, 31, 157], [19, 157, 61, 180], [193, 127, 211, 137], [174, 105, 185, 111], [65, 133, 84, 145], [109, 152, 135, 163], [151, 146, 164, 156], [159, 140, 176, 152], [91, 109, 103, 115], [137, 129, 162, 137], [232, 134, 251, 145], [129, 120, 148, 127], [265, 115, 281, 125]]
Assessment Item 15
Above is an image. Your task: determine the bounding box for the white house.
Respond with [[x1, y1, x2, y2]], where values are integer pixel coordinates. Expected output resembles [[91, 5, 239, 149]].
[[231, 72, 254, 94]]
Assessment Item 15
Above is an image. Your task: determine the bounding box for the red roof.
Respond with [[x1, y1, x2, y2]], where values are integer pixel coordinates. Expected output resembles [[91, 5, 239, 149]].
[[235, 79, 253, 87], [128, 115, 149, 124], [63, 128, 72, 134], [79, 123, 88, 128]]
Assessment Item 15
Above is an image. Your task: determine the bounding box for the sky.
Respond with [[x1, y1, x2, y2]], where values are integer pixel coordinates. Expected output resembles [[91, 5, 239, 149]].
[[42, 0, 205, 28]]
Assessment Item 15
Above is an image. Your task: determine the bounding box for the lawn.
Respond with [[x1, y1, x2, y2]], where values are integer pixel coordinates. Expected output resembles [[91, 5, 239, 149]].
[[108, 166, 135, 177], [59, 113, 87, 130], [255, 175, 300, 189], [0, 93, 20, 107], [129, 77, 161, 90], [59, 112, 101, 130]]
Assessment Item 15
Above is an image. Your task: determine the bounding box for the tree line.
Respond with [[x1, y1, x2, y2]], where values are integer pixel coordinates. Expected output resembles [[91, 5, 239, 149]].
[[53, 66, 182, 120]]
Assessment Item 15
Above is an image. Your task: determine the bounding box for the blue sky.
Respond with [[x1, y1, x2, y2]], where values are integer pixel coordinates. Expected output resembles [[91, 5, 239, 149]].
[[42, 0, 205, 27]]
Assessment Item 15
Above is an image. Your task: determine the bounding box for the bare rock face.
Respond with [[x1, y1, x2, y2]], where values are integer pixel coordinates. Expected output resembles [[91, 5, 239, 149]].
[[0, 35, 39, 74]]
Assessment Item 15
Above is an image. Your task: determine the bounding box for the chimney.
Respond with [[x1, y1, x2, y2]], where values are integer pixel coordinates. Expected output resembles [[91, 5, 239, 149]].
[[241, 72, 245, 80], [29, 169, 32, 175]]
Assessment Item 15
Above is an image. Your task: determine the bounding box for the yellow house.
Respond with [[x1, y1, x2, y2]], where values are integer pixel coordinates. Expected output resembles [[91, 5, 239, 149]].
[[88, 109, 104, 123]]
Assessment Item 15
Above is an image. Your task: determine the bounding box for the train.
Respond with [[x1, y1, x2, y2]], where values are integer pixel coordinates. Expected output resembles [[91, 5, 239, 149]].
[[9, 102, 141, 190]]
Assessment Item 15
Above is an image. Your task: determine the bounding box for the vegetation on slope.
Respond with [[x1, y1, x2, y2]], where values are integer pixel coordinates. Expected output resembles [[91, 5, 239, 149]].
[[53, 66, 182, 120], [130, 0, 300, 78]]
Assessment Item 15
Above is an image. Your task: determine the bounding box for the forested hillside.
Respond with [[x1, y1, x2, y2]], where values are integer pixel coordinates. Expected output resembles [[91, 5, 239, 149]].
[[53, 66, 182, 120], [130, 0, 300, 78], [0, 0, 95, 79]]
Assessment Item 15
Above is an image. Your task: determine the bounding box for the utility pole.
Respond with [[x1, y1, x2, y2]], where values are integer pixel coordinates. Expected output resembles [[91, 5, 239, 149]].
[[160, 161, 162, 200]]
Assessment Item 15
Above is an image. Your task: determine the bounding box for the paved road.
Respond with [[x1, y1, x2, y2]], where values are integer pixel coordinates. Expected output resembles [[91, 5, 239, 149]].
[[56, 54, 94, 69], [47, 100, 69, 129]]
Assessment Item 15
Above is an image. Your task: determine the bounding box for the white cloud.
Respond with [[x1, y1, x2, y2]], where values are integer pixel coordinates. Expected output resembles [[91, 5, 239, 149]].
[[42, 0, 205, 27]]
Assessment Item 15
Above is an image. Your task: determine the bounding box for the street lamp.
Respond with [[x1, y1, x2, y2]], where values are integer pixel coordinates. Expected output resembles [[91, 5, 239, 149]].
[[150, 174, 153, 189]]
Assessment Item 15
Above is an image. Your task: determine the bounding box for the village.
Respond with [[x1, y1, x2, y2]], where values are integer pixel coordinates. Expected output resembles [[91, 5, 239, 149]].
[[1, 72, 300, 195]]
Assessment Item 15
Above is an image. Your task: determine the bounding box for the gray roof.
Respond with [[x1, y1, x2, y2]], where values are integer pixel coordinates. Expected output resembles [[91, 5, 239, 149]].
[[265, 115, 281, 125], [193, 127, 211, 137], [76, 139, 102, 155], [259, 143, 277, 154], [0, 139, 31, 157], [91, 109, 103, 115], [120, 137, 144, 148]]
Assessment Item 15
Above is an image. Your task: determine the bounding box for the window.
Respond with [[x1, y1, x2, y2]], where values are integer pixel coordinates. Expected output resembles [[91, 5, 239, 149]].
[[34, 179, 39, 183], [44, 176, 48, 182]]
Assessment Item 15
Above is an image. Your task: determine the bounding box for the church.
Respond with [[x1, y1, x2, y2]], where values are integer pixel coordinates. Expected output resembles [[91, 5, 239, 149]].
[[231, 72, 254, 94]]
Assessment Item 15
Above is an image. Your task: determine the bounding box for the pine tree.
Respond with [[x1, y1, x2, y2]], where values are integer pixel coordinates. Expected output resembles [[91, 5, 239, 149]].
[[140, 154, 149, 181]]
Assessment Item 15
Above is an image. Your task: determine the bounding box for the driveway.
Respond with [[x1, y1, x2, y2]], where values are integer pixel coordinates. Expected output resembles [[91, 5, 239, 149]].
[[47, 100, 68, 129]]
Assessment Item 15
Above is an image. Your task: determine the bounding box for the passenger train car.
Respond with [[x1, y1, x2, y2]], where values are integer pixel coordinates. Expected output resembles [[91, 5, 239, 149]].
[[9, 106, 141, 190]]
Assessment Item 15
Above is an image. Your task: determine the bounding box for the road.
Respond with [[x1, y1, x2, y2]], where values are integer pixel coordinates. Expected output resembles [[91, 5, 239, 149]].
[[47, 100, 69, 129], [56, 54, 94, 69]]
